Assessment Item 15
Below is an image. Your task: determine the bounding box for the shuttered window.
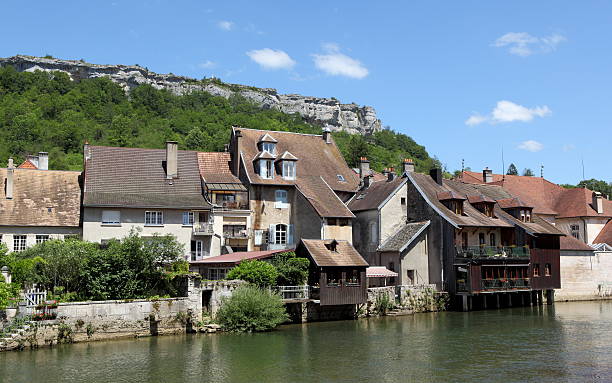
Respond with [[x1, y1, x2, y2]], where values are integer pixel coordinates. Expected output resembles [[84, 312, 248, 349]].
[[102, 210, 120, 225]]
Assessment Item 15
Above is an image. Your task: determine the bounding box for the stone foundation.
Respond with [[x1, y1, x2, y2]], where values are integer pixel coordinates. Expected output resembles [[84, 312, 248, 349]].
[[364, 285, 448, 317]]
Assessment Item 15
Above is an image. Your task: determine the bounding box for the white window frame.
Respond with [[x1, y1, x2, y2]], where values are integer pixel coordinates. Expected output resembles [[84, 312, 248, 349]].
[[275, 224, 287, 245], [145, 211, 164, 226], [570, 224, 580, 240], [36, 235, 50, 245], [259, 159, 274, 179], [275, 189, 289, 209], [183, 211, 194, 226], [282, 161, 296, 180], [261, 142, 276, 155], [101, 210, 121, 225], [13, 235, 26, 252], [191, 239, 204, 261]]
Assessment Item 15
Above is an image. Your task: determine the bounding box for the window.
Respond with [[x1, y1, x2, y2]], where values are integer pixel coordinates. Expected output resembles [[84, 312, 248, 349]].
[[191, 240, 205, 261], [533, 263, 540, 277], [275, 189, 288, 208], [36, 235, 50, 244], [448, 200, 464, 215], [13, 235, 26, 252], [346, 270, 361, 286], [401, 197, 406, 206], [183, 212, 194, 226], [275, 224, 287, 245], [406, 270, 415, 285], [259, 159, 274, 179], [338, 218, 348, 226], [337, 174, 346, 182], [101, 210, 120, 225], [525, 210, 531, 222], [208, 268, 230, 280], [479, 233, 485, 246], [145, 211, 163, 225], [483, 203, 494, 217], [570, 224, 580, 240], [327, 218, 337, 226], [544, 263, 551, 276], [261, 142, 276, 155], [282, 161, 296, 180], [461, 232, 468, 249], [489, 233, 496, 247], [326, 270, 341, 286]]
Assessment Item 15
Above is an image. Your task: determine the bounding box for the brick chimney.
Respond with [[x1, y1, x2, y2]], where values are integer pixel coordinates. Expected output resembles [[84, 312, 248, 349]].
[[165, 141, 178, 179], [322, 127, 332, 144], [593, 191, 604, 214], [483, 167, 493, 183], [430, 168, 443, 185], [37, 152, 48, 170], [232, 129, 242, 177], [359, 157, 370, 180], [402, 158, 414, 174], [6, 158, 14, 199]]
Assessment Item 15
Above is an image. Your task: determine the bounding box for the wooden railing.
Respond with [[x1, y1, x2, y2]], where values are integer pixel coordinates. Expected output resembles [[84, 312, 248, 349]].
[[456, 246, 530, 259]]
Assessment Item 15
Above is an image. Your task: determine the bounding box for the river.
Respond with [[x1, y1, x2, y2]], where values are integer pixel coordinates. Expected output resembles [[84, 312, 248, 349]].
[[1, 301, 611, 383]]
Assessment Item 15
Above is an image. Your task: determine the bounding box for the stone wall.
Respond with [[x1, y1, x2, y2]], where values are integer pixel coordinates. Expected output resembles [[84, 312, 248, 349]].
[[556, 251, 612, 301], [364, 284, 448, 316], [200, 280, 246, 315]]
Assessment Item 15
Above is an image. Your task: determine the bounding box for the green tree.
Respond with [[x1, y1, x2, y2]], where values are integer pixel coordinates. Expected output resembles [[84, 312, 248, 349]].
[[215, 285, 288, 332], [225, 260, 278, 287], [184, 127, 207, 150], [506, 163, 518, 175], [271, 252, 310, 286], [577, 179, 612, 197], [522, 168, 535, 177]]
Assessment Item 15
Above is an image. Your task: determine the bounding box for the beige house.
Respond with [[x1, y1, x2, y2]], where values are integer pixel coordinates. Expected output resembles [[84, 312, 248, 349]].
[[82, 142, 213, 261], [0, 158, 81, 251], [229, 127, 358, 251]]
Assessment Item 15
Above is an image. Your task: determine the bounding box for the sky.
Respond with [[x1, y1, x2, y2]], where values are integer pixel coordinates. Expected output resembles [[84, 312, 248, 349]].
[[1, 1, 611, 185]]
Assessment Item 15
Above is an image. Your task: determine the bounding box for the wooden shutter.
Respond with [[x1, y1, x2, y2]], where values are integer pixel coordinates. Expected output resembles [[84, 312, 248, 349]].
[[268, 224, 276, 244], [288, 224, 295, 245]]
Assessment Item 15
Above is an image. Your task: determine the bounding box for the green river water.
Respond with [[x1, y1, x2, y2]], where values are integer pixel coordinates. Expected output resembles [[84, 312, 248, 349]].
[[1, 301, 611, 383]]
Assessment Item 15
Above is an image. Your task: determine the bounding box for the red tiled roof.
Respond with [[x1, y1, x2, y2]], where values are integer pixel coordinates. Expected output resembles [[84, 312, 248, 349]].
[[366, 266, 398, 278], [189, 249, 287, 265], [497, 197, 533, 209], [594, 220, 612, 246], [560, 235, 594, 251], [197, 152, 242, 184], [17, 159, 37, 169], [554, 187, 612, 218]]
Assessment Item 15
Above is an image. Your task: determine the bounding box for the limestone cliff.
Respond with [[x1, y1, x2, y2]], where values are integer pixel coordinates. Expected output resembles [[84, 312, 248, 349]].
[[0, 55, 381, 135]]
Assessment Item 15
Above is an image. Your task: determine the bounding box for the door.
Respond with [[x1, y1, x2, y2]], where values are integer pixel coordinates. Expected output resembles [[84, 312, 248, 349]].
[[191, 240, 204, 261]]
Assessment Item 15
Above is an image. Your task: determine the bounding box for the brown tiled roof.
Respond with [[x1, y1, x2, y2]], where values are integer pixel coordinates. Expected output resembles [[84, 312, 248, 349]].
[[0, 168, 81, 227], [351, 168, 388, 182], [437, 190, 466, 201], [258, 133, 277, 143], [83, 146, 210, 209], [348, 176, 406, 212], [300, 239, 368, 267], [594, 220, 612, 246], [17, 159, 37, 169], [296, 176, 354, 218], [236, 128, 359, 193], [197, 152, 243, 185], [466, 194, 496, 204], [497, 197, 533, 209], [560, 235, 595, 251], [189, 249, 287, 265], [554, 188, 612, 218], [276, 151, 298, 161]]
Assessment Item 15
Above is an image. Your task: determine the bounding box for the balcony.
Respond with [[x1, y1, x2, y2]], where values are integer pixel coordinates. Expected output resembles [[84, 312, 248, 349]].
[[456, 246, 530, 259], [275, 285, 310, 301], [193, 222, 214, 235], [219, 201, 249, 210], [223, 225, 250, 239], [481, 278, 530, 291]]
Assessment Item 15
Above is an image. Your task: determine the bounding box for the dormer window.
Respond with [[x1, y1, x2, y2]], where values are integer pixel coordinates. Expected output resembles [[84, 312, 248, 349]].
[[519, 209, 532, 222], [282, 161, 296, 180], [259, 159, 274, 179], [450, 200, 464, 215], [261, 142, 276, 155], [276, 151, 298, 181], [438, 191, 466, 216]]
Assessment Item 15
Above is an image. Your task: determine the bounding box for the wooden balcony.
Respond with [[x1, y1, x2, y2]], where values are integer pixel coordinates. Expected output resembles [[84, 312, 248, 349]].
[[456, 246, 530, 259]]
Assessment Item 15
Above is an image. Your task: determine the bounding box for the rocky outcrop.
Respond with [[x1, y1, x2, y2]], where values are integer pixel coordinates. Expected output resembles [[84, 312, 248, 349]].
[[0, 55, 381, 135]]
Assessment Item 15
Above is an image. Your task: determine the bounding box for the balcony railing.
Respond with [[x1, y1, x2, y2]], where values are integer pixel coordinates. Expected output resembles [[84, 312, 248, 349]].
[[223, 228, 251, 239], [219, 201, 249, 210], [193, 222, 214, 235], [275, 285, 310, 300], [456, 246, 530, 259], [481, 278, 530, 290]]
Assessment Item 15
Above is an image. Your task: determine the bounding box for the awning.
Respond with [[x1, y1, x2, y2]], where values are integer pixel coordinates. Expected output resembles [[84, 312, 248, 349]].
[[206, 183, 247, 192], [366, 266, 398, 278]]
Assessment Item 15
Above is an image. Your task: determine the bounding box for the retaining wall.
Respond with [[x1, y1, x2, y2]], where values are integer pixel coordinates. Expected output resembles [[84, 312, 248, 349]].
[[365, 284, 448, 316], [556, 251, 612, 301]]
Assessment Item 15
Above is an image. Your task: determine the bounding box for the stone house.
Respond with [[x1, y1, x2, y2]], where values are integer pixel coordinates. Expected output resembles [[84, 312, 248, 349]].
[[0, 158, 81, 251], [81, 142, 213, 261], [228, 127, 358, 251]]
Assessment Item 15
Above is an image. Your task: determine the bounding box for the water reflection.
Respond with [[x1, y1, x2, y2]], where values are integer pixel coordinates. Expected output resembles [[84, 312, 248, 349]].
[[1, 301, 611, 383]]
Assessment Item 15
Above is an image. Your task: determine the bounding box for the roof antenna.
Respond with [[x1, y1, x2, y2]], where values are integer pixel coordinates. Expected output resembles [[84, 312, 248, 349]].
[[581, 156, 585, 182], [540, 164, 544, 178], [501, 145, 505, 181], [461, 158, 464, 173]]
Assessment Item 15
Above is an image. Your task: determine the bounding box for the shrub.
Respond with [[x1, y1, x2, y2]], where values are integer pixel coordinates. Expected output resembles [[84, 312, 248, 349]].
[[271, 252, 310, 286], [216, 285, 288, 332], [226, 260, 278, 287], [0, 279, 20, 309], [374, 292, 394, 316]]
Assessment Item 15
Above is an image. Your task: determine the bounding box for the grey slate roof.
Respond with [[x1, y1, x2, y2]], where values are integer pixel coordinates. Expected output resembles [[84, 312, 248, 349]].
[[348, 176, 406, 212], [378, 221, 430, 252], [83, 146, 211, 209]]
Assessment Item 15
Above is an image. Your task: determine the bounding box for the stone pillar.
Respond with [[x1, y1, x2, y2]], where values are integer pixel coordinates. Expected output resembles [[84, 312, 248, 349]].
[[520, 293, 525, 307], [507, 293, 512, 307], [462, 295, 469, 312], [546, 290, 554, 305], [537, 291, 543, 306], [482, 295, 487, 309]]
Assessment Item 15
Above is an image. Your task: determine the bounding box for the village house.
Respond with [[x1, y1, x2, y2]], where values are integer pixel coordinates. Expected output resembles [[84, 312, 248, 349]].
[[228, 127, 357, 251], [81, 142, 214, 260], [0, 157, 81, 251], [348, 157, 431, 286], [405, 169, 564, 310]]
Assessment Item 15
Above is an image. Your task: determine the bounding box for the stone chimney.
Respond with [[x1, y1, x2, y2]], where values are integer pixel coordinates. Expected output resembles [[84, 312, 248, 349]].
[[430, 168, 443, 185], [387, 167, 396, 181], [483, 167, 493, 183], [358, 157, 370, 180], [83, 141, 91, 162], [322, 127, 332, 144], [6, 158, 14, 199], [37, 152, 48, 170], [165, 141, 178, 179], [402, 158, 414, 174], [232, 129, 242, 176], [363, 175, 371, 189], [593, 191, 604, 214], [382, 168, 390, 179]]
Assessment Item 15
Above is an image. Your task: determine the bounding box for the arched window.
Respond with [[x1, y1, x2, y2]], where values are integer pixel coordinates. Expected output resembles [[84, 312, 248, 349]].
[[275, 224, 287, 245]]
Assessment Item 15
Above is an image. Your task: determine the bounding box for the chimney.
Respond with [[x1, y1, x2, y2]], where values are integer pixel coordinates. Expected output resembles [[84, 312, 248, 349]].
[[322, 127, 332, 144], [232, 129, 242, 176], [593, 191, 604, 214], [387, 167, 396, 181], [382, 168, 390, 179], [358, 157, 370, 180], [363, 175, 371, 189], [83, 141, 91, 162], [430, 168, 443, 185], [402, 158, 414, 174], [6, 158, 14, 199], [483, 167, 493, 183], [165, 141, 178, 179], [37, 152, 48, 170]]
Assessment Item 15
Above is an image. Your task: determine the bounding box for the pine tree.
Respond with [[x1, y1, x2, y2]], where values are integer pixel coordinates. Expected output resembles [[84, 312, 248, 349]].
[[506, 163, 518, 175], [522, 168, 534, 177]]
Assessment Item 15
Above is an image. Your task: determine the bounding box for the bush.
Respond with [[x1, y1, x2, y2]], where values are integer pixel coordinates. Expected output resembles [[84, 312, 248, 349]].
[[271, 252, 310, 286], [0, 279, 20, 309], [216, 285, 288, 332], [226, 260, 278, 287]]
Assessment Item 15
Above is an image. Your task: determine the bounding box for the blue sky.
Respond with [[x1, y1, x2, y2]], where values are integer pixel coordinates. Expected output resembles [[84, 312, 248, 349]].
[[1, 1, 610, 184]]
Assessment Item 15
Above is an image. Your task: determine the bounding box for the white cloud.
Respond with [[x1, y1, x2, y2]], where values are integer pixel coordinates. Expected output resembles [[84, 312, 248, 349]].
[[218, 21, 234, 31], [518, 140, 544, 152], [246, 48, 296, 70], [493, 32, 566, 56], [199, 60, 216, 69], [312, 44, 369, 79], [465, 100, 551, 126]]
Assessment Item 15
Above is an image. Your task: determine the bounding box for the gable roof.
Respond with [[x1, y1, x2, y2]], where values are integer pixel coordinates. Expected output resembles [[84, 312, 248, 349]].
[[378, 221, 430, 252], [560, 235, 595, 251], [348, 176, 406, 212], [0, 168, 81, 227], [197, 152, 244, 187], [235, 128, 359, 193], [594, 220, 612, 246], [299, 239, 368, 267], [258, 133, 277, 143], [83, 146, 210, 209], [296, 176, 354, 218], [17, 159, 37, 169], [553, 187, 612, 218]]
